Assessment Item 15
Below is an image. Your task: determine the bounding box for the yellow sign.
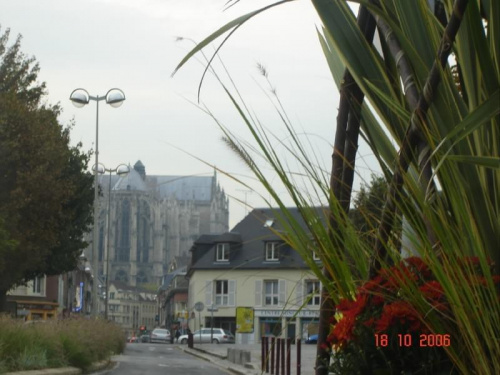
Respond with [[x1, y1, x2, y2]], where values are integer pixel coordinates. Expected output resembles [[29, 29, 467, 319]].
[[236, 307, 254, 333]]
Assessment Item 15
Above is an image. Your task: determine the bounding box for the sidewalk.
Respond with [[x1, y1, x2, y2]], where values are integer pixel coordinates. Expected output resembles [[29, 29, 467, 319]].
[[179, 343, 317, 375]]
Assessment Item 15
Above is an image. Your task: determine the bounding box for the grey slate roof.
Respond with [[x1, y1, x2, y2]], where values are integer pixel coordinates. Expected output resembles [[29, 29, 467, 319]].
[[160, 266, 187, 291], [97, 161, 215, 202], [152, 175, 213, 201], [113, 168, 147, 191], [188, 207, 323, 273]]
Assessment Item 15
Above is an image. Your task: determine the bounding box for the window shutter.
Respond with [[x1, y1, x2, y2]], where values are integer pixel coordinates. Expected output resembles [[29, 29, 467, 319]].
[[228, 280, 236, 306], [295, 280, 303, 306], [255, 280, 262, 306], [205, 280, 213, 306], [279, 279, 286, 306]]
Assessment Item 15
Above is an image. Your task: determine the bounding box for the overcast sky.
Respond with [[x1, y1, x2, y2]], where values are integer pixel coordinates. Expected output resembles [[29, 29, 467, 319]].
[[2, 0, 377, 227]]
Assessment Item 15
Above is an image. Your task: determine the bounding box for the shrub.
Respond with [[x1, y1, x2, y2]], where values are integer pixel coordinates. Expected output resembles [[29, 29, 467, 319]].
[[0, 315, 124, 372]]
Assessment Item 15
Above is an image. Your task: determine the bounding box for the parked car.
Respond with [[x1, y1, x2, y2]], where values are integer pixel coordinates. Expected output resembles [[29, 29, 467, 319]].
[[140, 334, 151, 343], [305, 334, 318, 344], [150, 328, 171, 343], [179, 328, 235, 344]]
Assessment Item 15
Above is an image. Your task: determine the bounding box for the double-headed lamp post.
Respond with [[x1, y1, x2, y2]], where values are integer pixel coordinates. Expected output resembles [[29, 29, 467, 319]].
[[70, 88, 125, 317], [93, 163, 130, 320]]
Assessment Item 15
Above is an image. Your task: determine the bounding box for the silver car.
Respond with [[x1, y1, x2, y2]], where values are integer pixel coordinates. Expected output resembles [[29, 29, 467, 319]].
[[150, 328, 171, 343], [179, 328, 235, 344]]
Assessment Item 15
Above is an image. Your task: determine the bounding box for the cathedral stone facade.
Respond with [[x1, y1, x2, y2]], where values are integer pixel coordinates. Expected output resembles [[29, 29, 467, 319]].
[[87, 160, 229, 287]]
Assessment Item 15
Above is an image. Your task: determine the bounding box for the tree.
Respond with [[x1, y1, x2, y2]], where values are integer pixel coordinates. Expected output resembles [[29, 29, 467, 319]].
[[0, 26, 94, 311], [350, 174, 387, 244]]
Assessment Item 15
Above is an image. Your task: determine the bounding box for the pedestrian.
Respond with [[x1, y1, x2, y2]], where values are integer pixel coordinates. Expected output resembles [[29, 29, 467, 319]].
[[175, 329, 181, 342]]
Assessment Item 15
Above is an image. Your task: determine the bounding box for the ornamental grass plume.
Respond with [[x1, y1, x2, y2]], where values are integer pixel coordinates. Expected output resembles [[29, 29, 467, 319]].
[[0, 316, 124, 372], [173, 2, 500, 373]]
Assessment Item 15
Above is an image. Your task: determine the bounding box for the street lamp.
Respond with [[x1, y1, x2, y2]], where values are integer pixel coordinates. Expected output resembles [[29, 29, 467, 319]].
[[70, 88, 125, 317], [93, 163, 130, 320]]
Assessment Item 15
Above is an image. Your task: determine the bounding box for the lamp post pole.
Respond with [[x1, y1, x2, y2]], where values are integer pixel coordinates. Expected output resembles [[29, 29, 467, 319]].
[[92, 98, 100, 317], [70, 88, 125, 317], [207, 305, 218, 343], [92, 163, 129, 320]]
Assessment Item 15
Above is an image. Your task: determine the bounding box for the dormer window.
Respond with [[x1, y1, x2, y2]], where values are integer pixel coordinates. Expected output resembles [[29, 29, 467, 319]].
[[216, 243, 230, 262], [265, 241, 280, 261]]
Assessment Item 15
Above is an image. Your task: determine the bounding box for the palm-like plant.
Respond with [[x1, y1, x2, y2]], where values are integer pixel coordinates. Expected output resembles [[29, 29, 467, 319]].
[[174, 0, 499, 374]]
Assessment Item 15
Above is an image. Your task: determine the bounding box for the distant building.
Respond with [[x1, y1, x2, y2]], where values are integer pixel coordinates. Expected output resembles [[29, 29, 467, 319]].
[[86, 160, 229, 288], [7, 254, 94, 320], [186, 208, 322, 344], [7, 276, 60, 320], [106, 280, 157, 336], [158, 267, 189, 333]]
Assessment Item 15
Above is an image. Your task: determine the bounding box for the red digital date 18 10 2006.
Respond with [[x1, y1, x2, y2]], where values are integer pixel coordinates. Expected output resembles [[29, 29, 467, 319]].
[[374, 334, 450, 347]]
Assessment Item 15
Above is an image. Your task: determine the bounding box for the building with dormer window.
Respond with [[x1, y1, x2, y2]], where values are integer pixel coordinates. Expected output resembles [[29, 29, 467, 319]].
[[186, 208, 322, 344]]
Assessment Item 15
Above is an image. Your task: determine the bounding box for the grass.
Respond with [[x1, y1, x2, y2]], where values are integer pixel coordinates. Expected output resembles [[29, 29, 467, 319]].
[[0, 315, 125, 373]]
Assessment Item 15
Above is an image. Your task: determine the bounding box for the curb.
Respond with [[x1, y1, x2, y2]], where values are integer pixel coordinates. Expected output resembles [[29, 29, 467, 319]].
[[4, 369, 81, 375], [187, 347, 227, 360], [179, 347, 259, 375], [3, 360, 112, 375]]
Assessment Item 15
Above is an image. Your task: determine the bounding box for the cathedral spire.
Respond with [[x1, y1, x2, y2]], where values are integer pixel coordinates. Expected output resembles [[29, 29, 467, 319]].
[[134, 160, 146, 180]]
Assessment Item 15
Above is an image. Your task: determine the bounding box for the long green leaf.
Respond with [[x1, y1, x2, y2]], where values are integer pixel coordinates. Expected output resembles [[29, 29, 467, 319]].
[[172, 1, 293, 76]]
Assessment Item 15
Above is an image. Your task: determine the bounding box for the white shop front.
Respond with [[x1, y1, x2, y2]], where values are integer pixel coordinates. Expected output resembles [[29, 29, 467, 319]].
[[253, 308, 320, 344]]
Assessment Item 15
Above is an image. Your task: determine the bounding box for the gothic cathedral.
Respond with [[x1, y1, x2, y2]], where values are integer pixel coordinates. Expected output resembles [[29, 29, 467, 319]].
[[87, 160, 229, 287]]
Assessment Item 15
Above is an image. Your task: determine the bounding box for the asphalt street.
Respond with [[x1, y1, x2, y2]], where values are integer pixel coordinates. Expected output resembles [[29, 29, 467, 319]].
[[101, 343, 231, 375]]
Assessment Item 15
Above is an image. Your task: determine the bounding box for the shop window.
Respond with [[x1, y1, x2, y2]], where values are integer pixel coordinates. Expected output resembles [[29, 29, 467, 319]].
[[260, 318, 282, 337]]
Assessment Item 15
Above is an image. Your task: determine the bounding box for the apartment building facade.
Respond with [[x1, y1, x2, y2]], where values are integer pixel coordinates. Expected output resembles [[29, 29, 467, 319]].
[[186, 208, 322, 344]]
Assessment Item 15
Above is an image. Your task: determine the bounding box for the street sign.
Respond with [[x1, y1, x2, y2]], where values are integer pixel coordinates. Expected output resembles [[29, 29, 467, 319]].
[[194, 302, 204, 312]]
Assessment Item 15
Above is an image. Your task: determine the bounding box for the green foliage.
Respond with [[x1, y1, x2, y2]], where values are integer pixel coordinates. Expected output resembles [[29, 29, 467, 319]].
[[14, 347, 48, 370], [0, 26, 94, 308], [0, 26, 45, 107], [0, 316, 124, 372], [176, 0, 499, 373], [350, 174, 389, 247]]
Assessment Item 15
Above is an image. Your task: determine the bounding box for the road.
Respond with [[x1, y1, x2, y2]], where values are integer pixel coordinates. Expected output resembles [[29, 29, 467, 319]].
[[100, 342, 231, 375]]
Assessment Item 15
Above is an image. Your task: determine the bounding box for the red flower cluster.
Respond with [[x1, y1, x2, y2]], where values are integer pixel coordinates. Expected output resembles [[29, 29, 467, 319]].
[[374, 301, 422, 332], [419, 281, 446, 311], [326, 256, 499, 350], [337, 294, 368, 317], [328, 314, 356, 348]]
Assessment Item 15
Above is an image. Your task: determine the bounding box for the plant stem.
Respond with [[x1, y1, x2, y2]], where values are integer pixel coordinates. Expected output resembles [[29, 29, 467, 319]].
[[370, 0, 470, 277], [316, 5, 376, 375]]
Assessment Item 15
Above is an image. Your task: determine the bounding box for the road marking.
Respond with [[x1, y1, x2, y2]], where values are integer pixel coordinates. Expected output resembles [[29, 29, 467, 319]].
[[159, 364, 169, 367], [148, 347, 156, 351]]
